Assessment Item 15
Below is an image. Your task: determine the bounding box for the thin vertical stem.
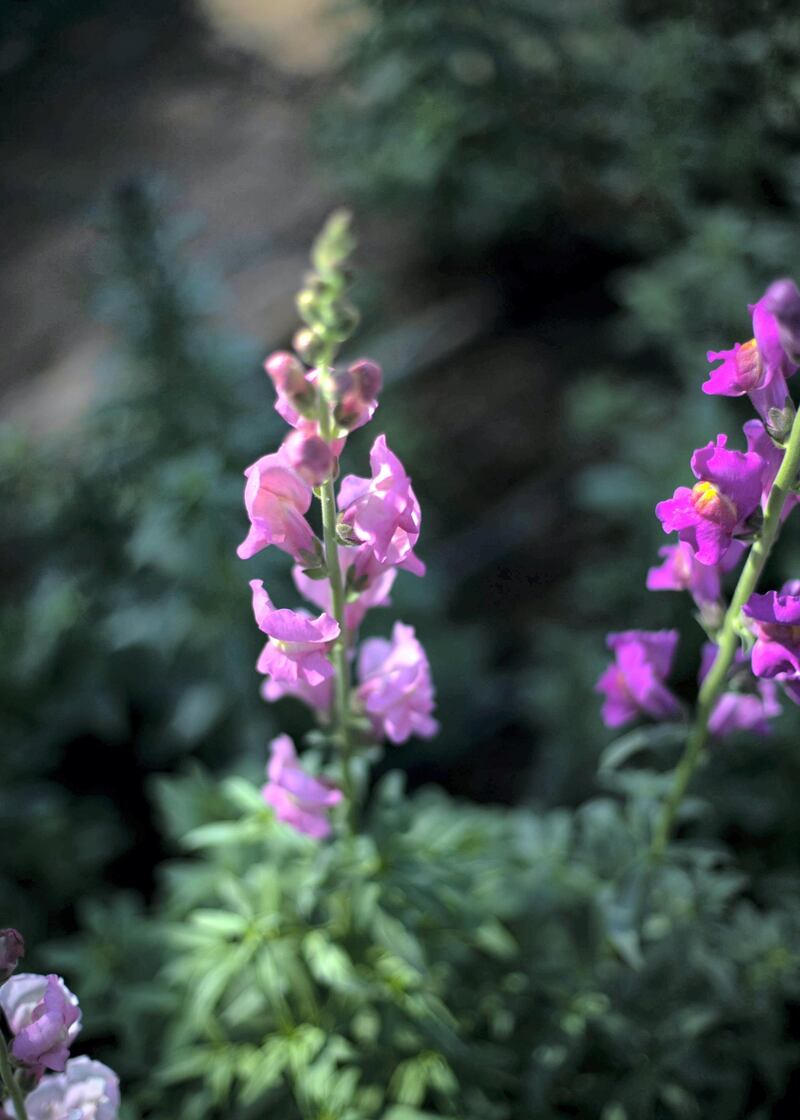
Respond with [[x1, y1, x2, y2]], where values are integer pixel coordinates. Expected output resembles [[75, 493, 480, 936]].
[[317, 361, 358, 833], [650, 407, 800, 860], [0, 1032, 28, 1120]]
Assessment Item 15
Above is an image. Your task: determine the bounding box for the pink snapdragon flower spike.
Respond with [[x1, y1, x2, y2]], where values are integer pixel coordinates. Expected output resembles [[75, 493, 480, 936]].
[[646, 542, 722, 606], [22, 1057, 120, 1120], [261, 734, 342, 839], [704, 294, 797, 418], [338, 435, 424, 574], [699, 644, 781, 739], [293, 546, 397, 632], [763, 277, 800, 364], [0, 974, 81, 1075], [655, 434, 766, 565], [742, 583, 800, 680], [250, 580, 339, 686], [237, 452, 319, 564], [356, 622, 438, 744], [595, 630, 683, 729]]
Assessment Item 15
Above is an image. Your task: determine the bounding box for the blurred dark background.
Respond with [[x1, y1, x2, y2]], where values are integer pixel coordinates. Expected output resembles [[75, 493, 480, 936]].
[[3, 0, 800, 961]]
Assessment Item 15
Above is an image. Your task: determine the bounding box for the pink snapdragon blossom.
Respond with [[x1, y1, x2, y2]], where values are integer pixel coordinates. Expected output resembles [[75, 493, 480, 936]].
[[264, 351, 318, 421], [595, 630, 683, 728], [292, 546, 396, 632], [338, 435, 424, 574], [763, 278, 800, 364], [333, 359, 382, 432], [261, 734, 342, 839], [742, 583, 800, 680], [22, 1056, 120, 1120], [282, 429, 336, 486], [655, 435, 766, 565], [250, 580, 339, 686], [700, 644, 781, 739], [704, 294, 797, 418], [0, 974, 81, 1075], [237, 452, 318, 564], [356, 622, 438, 744], [261, 674, 334, 714]]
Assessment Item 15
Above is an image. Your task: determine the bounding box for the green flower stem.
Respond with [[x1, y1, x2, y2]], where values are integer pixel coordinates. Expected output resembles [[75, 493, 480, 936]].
[[0, 1031, 28, 1120], [318, 365, 358, 833], [650, 406, 800, 861]]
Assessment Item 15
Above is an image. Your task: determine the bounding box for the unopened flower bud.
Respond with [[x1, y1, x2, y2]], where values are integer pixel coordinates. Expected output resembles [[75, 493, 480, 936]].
[[349, 358, 382, 402], [264, 351, 307, 397], [283, 430, 336, 486], [764, 278, 800, 364], [0, 929, 24, 981], [766, 399, 796, 445], [293, 327, 327, 366]]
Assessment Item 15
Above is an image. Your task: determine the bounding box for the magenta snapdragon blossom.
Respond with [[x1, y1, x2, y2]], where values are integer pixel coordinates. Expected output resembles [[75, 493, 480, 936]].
[[0, 974, 81, 1075], [356, 622, 438, 744], [704, 294, 797, 419], [261, 734, 342, 839], [655, 434, 766, 565], [764, 278, 800, 364], [699, 644, 781, 739], [338, 435, 424, 575], [595, 630, 683, 728], [22, 1056, 120, 1120], [237, 452, 318, 564], [250, 580, 339, 686], [646, 542, 722, 605], [742, 583, 800, 681]]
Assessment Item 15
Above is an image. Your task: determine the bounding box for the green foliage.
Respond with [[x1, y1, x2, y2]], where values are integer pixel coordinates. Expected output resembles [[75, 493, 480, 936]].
[[317, 0, 800, 264], [0, 181, 284, 942], [51, 764, 800, 1119]]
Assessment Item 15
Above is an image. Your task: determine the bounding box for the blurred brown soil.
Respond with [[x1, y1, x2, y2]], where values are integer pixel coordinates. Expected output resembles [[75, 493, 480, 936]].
[[0, 0, 369, 433]]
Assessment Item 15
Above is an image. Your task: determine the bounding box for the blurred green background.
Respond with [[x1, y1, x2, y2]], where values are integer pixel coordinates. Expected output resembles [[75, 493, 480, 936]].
[[3, 0, 800, 1108]]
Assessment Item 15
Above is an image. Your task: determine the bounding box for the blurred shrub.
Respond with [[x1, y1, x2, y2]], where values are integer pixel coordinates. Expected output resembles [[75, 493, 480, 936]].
[[0, 182, 284, 941], [316, 0, 800, 381]]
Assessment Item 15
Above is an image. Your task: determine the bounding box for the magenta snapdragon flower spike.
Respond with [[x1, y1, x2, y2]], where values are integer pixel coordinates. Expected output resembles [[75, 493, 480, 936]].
[[699, 644, 781, 738], [338, 435, 425, 575], [237, 452, 319, 564], [356, 622, 439, 744], [704, 294, 797, 419], [742, 583, 800, 680], [655, 434, 766, 565], [595, 630, 683, 729], [0, 974, 81, 1076], [22, 1056, 120, 1120], [250, 580, 339, 686], [261, 734, 343, 839]]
